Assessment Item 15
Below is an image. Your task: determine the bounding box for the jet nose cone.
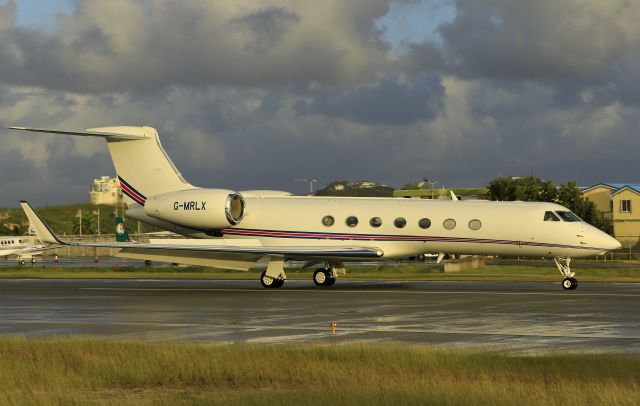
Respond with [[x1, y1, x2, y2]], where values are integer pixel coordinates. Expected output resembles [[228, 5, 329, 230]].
[[604, 235, 622, 251]]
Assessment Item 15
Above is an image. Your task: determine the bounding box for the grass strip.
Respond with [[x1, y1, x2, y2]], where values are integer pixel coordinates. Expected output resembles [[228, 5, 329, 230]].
[[0, 262, 639, 282], [0, 336, 637, 405]]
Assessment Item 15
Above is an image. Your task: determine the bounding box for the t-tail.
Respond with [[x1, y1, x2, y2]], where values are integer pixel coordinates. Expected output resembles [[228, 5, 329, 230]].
[[6, 126, 194, 206]]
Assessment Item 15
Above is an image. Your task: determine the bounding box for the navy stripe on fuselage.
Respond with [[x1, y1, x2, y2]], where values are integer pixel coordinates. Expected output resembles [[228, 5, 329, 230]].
[[219, 227, 604, 251]]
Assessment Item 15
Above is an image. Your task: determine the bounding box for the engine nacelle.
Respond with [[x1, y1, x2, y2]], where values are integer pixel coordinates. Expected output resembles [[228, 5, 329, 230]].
[[144, 188, 245, 229]]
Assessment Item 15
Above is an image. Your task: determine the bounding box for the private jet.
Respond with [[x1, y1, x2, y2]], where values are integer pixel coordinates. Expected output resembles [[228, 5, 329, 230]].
[[0, 235, 47, 264], [10, 125, 621, 290]]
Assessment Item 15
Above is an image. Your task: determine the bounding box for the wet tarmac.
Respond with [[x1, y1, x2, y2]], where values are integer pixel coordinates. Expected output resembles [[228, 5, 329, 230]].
[[0, 279, 638, 352]]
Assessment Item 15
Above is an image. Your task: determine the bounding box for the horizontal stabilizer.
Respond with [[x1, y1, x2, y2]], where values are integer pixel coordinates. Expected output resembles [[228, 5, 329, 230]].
[[6, 126, 148, 140]]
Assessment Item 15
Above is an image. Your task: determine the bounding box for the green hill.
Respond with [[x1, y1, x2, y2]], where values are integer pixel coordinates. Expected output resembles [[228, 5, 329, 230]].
[[0, 203, 159, 236], [315, 181, 395, 197]]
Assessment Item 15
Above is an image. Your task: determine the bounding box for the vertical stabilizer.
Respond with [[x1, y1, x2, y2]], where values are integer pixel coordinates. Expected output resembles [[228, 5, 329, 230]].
[[90, 126, 194, 204]]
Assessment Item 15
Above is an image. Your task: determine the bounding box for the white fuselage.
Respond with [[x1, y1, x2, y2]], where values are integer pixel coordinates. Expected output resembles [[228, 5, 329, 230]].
[[0, 236, 43, 258], [135, 196, 619, 260]]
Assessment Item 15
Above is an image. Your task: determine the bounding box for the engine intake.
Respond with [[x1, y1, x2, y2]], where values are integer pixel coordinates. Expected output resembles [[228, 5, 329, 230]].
[[144, 188, 245, 229], [225, 193, 245, 225]]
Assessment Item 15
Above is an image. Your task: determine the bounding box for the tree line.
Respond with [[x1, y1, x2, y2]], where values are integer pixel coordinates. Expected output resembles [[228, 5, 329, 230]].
[[487, 176, 610, 233]]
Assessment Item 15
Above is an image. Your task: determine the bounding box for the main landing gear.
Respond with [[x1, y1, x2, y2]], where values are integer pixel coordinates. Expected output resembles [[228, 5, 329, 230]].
[[313, 268, 336, 287], [260, 270, 284, 289], [258, 258, 345, 289], [554, 257, 577, 290], [313, 263, 344, 287]]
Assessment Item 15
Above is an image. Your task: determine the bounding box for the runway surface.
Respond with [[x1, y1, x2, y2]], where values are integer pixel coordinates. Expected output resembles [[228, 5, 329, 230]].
[[0, 279, 638, 352]]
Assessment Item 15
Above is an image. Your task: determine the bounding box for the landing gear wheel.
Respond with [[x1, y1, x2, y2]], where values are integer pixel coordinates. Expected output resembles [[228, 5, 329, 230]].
[[260, 271, 283, 288], [313, 268, 328, 286], [555, 257, 578, 291], [325, 276, 336, 286], [31, 258, 36, 264], [19, 260, 25, 266], [562, 277, 578, 290], [260, 271, 275, 288]]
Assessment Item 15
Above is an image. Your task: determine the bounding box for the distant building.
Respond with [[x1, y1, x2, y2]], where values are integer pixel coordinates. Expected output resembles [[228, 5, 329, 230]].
[[328, 181, 381, 191], [356, 181, 377, 189], [394, 187, 489, 200], [89, 176, 123, 205], [583, 183, 640, 247]]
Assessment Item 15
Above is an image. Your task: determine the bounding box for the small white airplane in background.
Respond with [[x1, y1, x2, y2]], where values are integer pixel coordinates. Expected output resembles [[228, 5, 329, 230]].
[[11, 125, 621, 290], [0, 235, 47, 264]]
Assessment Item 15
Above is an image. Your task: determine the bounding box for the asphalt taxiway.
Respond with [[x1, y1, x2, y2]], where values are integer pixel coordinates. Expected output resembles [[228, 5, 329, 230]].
[[0, 279, 638, 352]]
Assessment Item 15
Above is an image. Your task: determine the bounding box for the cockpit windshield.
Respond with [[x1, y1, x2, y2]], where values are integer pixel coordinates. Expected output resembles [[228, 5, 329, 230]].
[[544, 211, 560, 221], [556, 211, 581, 222]]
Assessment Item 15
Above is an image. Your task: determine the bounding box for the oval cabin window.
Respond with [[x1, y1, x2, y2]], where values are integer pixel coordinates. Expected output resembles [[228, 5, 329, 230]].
[[418, 218, 431, 229], [468, 219, 482, 230], [322, 215, 335, 227], [443, 218, 456, 230], [370, 217, 382, 228], [346, 216, 359, 227], [394, 217, 407, 228]]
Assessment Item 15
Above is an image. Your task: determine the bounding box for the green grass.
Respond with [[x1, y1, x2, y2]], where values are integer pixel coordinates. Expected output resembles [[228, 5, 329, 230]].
[[0, 337, 637, 405], [1, 262, 639, 282]]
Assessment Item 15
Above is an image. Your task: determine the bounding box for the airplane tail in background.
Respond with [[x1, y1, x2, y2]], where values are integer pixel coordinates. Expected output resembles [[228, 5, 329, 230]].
[[115, 216, 131, 242], [7, 126, 194, 205]]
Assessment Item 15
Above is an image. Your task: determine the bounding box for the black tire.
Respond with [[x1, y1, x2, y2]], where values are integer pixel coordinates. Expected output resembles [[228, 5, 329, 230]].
[[273, 278, 284, 288], [562, 277, 573, 290], [260, 271, 276, 288], [19, 260, 25, 266], [144, 260, 152, 266], [570, 277, 578, 290], [313, 268, 328, 286], [325, 276, 336, 286]]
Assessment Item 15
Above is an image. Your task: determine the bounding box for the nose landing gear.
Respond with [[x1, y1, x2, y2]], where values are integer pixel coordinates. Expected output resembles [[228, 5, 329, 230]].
[[555, 257, 577, 290]]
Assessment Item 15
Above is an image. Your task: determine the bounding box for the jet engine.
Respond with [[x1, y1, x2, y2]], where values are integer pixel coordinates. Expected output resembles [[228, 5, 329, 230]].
[[144, 189, 245, 229]]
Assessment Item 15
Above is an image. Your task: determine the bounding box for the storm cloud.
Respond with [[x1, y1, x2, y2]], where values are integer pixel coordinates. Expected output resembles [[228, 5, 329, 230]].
[[0, 0, 638, 207]]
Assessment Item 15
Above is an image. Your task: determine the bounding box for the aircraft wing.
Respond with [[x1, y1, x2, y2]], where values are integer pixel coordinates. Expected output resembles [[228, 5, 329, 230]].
[[20, 201, 383, 260], [16, 245, 50, 255], [62, 241, 382, 258]]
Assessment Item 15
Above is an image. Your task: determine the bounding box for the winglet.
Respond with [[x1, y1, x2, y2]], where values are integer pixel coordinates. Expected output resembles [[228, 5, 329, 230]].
[[19, 201, 66, 245], [450, 191, 459, 201]]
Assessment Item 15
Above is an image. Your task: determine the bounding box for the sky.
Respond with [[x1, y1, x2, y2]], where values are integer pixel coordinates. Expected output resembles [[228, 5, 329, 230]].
[[1, 0, 639, 207]]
